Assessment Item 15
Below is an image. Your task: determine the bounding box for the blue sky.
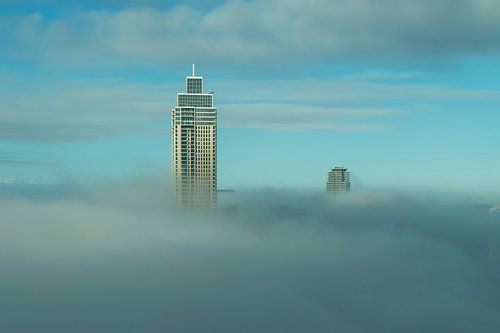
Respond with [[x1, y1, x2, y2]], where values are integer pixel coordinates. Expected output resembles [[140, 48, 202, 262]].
[[1, 0, 500, 195]]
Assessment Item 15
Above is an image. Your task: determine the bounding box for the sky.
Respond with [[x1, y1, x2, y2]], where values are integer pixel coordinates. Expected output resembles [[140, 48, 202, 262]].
[[1, 0, 500, 194], [2, 2, 500, 332]]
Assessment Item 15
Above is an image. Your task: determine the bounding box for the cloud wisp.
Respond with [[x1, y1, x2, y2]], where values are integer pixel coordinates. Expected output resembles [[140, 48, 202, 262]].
[[2, 76, 500, 141], [1, 178, 499, 333], [0, 80, 173, 141], [219, 103, 405, 131], [0, 151, 38, 165]]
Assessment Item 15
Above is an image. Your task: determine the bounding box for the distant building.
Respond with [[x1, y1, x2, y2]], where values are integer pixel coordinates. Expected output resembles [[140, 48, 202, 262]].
[[172, 65, 217, 211], [490, 204, 500, 215], [326, 166, 351, 193], [488, 204, 500, 262]]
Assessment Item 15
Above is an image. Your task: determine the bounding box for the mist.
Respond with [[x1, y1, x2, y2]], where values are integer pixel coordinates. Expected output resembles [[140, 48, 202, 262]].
[[1, 178, 499, 333]]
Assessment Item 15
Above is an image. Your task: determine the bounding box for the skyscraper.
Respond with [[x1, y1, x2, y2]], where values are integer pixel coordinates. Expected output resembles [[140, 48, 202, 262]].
[[326, 166, 351, 193], [172, 65, 217, 210]]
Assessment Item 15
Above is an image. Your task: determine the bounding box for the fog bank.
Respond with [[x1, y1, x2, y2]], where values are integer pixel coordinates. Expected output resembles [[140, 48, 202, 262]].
[[1, 179, 499, 333]]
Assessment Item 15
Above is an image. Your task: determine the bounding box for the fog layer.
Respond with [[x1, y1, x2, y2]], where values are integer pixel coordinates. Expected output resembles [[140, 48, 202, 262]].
[[1, 179, 499, 333]]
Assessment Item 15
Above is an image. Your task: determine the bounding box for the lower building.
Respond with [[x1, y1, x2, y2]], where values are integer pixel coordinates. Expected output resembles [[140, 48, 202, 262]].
[[326, 166, 351, 193]]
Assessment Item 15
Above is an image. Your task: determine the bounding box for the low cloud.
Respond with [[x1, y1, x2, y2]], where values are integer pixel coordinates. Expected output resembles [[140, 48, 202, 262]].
[[0, 178, 499, 333]]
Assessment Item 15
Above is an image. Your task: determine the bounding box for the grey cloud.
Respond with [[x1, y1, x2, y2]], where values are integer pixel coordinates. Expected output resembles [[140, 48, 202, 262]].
[[0, 178, 499, 333], [2, 0, 500, 66]]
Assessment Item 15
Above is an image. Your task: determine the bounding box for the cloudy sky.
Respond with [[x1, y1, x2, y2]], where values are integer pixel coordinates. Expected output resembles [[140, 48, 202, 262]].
[[0, 0, 498, 192]]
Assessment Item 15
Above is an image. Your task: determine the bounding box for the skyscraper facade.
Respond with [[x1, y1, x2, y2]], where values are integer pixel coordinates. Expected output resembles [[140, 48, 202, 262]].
[[172, 65, 217, 210], [326, 166, 351, 193]]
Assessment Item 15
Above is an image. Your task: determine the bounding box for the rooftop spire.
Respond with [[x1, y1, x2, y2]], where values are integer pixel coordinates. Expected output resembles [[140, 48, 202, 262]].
[[192, 64, 195, 76]]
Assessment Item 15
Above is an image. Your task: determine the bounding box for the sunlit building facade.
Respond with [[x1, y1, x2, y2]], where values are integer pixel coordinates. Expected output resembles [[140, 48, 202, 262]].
[[326, 166, 351, 193], [172, 65, 217, 210]]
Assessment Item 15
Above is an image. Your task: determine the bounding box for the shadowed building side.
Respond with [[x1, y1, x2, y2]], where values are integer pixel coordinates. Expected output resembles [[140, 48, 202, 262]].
[[172, 65, 217, 211]]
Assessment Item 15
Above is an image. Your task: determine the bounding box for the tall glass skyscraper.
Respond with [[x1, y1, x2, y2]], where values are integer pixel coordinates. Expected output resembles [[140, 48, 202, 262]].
[[172, 65, 217, 210], [326, 166, 351, 193]]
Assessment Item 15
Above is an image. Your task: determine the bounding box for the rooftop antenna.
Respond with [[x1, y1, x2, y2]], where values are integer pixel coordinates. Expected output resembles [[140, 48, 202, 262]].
[[192, 64, 195, 76]]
